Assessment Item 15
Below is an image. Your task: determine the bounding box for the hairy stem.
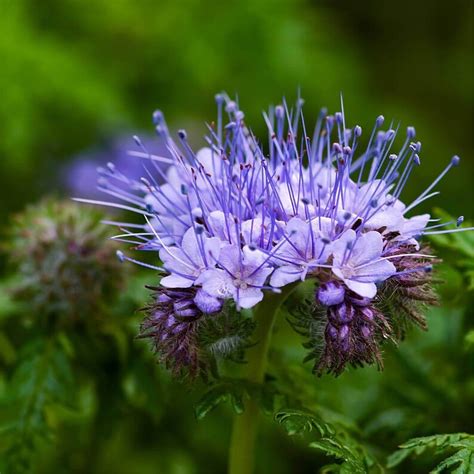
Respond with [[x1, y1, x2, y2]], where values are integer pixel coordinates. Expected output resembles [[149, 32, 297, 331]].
[[228, 285, 297, 474]]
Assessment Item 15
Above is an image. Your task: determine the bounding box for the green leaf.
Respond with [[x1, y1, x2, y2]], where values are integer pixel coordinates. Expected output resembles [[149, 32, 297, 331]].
[[194, 380, 249, 420], [310, 438, 367, 474], [274, 408, 335, 437], [275, 407, 378, 473], [387, 433, 474, 472], [432, 439, 474, 473], [194, 378, 279, 420], [0, 337, 75, 473]]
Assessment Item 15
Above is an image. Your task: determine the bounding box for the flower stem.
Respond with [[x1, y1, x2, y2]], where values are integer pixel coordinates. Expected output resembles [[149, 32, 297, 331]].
[[228, 285, 297, 474]]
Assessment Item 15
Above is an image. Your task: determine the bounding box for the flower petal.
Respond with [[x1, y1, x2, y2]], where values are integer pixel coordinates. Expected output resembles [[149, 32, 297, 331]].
[[270, 265, 302, 287], [344, 279, 377, 298], [160, 274, 194, 288], [236, 287, 264, 309]]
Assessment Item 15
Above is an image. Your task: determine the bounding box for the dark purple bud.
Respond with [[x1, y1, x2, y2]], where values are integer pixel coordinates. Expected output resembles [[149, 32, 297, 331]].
[[457, 216, 464, 227], [337, 303, 355, 324], [343, 146, 352, 155], [360, 307, 375, 321], [318, 281, 345, 306], [413, 154, 421, 166], [166, 315, 177, 328], [327, 324, 338, 340], [178, 129, 187, 140], [339, 324, 349, 340], [332, 142, 343, 154], [335, 112, 343, 124], [407, 126, 416, 138], [361, 325, 372, 339], [376, 115, 385, 127], [354, 125, 362, 137], [157, 293, 173, 304], [173, 299, 199, 318], [385, 129, 395, 141], [152, 309, 168, 321], [194, 289, 223, 314], [348, 293, 372, 307]]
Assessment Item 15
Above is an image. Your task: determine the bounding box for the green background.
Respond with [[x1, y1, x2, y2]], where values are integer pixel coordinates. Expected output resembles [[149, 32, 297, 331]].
[[0, 1, 472, 473]]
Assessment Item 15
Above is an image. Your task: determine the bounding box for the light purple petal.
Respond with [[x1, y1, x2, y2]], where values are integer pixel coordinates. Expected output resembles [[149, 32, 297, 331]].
[[160, 274, 194, 288], [237, 287, 264, 309], [270, 265, 302, 287], [196, 269, 236, 299], [344, 279, 377, 298], [354, 258, 396, 283], [351, 231, 384, 266]]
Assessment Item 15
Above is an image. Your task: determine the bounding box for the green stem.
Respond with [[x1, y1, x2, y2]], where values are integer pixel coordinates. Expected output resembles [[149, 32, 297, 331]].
[[228, 284, 298, 474]]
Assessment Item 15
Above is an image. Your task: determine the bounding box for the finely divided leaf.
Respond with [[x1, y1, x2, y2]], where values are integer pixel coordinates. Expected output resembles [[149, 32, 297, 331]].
[[387, 433, 474, 472]]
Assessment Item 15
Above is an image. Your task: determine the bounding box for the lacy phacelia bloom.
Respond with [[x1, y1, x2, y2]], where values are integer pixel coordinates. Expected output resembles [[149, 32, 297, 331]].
[[77, 94, 472, 375]]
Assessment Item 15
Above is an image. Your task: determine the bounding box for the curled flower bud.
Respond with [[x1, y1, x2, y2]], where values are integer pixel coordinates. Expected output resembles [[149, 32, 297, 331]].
[[194, 289, 223, 314], [140, 287, 207, 377], [317, 281, 345, 306]]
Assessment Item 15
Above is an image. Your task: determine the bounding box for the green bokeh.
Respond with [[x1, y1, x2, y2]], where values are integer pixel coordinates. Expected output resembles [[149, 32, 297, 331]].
[[0, 0, 472, 221], [0, 1, 472, 473]]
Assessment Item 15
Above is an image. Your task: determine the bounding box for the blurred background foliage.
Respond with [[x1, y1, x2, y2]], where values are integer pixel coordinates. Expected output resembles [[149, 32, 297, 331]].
[[0, 0, 472, 473]]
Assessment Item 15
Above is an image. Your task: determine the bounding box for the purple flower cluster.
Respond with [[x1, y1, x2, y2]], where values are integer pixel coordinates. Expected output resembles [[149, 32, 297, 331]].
[[77, 93, 472, 374]]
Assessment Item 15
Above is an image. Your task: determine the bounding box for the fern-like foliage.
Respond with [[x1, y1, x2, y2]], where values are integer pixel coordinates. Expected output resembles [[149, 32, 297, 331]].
[[194, 378, 277, 420], [0, 337, 75, 473], [275, 408, 380, 473], [275, 408, 335, 437], [387, 433, 474, 473]]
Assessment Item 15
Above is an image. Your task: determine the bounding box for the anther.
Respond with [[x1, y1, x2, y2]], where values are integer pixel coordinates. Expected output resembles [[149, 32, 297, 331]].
[[451, 155, 460, 166], [407, 126, 416, 138]]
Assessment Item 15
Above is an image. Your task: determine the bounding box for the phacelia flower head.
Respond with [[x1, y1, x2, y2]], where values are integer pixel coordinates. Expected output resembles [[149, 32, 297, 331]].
[[78, 93, 473, 375], [6, 199, 125, 323]]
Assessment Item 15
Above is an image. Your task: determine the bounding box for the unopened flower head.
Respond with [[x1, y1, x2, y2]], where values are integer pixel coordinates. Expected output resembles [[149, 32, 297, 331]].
[[7, 199, 125, 323], [78, 93, 473, 375]]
